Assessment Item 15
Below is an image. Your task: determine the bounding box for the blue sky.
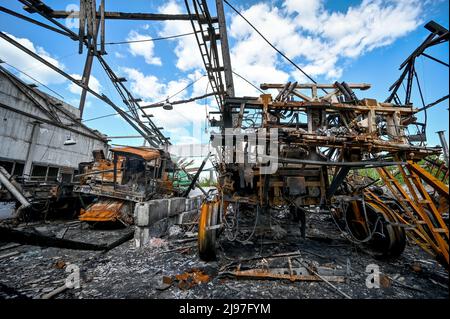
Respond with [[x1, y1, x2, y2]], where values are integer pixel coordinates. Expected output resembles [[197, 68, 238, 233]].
[[0, 0, 448, 148]]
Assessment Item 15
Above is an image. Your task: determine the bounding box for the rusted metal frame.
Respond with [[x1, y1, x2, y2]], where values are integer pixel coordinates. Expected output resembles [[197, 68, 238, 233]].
[[185, 0, 224, 110], [94, 55, 166, 147], [365, 188, 434, 255], [88, 0, 97, 50], [405, 62, 415, 105], [78, 50, 94, 118], [281, 135, 436, 154], [291, 90, 313, 102], [386, 65, 410, 104], [395, 165, 449, 263], [386, 32, 438, 104], [427, 31, 449, 47], [79, 12, 101, 118], [421, 52, 449, 67], [18, 0, 78, 39], [377, 168, 441, 255], [0, 5, 74, 38], [15, 0, 168, 146], [418, 95, 449, 113], [93, 52, 167, 144], [326, 166, 350, 199], [261, 83, 371, 90], [225, 269, 345, 283], [112, 153, 118, 190], [406, 164, 449, 233], [407, 161, 449, 197], [399, 32, 437, 70], [235, 99, 416, 114], [215, 0, 234, 97], [198, 0, 226, 104], [409, 173, 449, 242], [100, 0, 105, 55], [0, 31, 156, 146], [45, 11, 208, 22]]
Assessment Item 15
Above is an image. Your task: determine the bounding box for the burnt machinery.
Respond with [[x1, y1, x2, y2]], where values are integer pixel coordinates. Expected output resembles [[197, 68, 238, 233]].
[[199, 83, 446, 262], [184, 0, 449, 266], [74, 147, 177, 224]]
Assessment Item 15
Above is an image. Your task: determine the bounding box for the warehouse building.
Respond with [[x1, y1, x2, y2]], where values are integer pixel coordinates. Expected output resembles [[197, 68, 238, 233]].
[[0, 65, 108, 184]]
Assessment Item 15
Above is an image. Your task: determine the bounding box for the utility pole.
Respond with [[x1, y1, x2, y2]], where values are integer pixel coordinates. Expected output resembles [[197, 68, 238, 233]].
[[215, 0, 234, 97]]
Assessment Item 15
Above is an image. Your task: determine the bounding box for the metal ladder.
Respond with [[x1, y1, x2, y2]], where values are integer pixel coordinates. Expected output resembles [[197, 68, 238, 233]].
[[377, 161, 449, 267]]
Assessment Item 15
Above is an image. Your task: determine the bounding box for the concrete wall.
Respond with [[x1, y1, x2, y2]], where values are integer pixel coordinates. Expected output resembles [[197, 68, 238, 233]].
[[0, 70, 108, 172], [134, 196, 203, 247]]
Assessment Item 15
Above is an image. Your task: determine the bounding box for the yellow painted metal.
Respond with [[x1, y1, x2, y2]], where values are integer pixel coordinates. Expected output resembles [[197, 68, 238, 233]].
[[198, 199, 220, 260], [408, 160, 449, 197], [377, 162, 449, 267]]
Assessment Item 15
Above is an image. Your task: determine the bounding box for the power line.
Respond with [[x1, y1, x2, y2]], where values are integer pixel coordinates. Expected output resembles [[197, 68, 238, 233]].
[[0, 58, 65, 99], [232, 70, 264, 94], [103, 28, 219, 46], [223, 0, 322, 90], [82, 75, 206, 122], [103, 31, 197, 45]]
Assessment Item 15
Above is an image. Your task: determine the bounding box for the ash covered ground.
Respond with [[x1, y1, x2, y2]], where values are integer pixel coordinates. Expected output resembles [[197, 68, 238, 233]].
[[0, 211, 448, 299]]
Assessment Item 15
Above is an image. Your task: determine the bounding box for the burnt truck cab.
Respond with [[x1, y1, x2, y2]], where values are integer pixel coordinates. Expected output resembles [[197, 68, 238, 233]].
[[74, 147, 176, 224]]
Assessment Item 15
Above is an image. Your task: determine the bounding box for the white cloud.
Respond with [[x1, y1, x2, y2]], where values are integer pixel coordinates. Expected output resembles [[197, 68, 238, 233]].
[[121, 67, 166, 101], [119, 66, 211, 144], [127, 30, 162, 65], [227, 0, 423, 86], [114, 52, 125, 58], [68, 73, 102, 95], [0, 33, 66, 85], [157, 1, 203, 71]]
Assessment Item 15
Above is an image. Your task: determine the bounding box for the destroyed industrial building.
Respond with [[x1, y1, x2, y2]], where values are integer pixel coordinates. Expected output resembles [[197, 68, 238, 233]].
[[0, 0, 448, 303]]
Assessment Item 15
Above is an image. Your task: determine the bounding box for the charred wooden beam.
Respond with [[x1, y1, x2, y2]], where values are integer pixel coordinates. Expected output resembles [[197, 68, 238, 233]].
[[32, 10, 216, 22]]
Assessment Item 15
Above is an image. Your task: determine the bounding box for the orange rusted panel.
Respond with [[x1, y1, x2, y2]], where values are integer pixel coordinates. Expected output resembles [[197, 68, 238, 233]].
[[79, 199, 125, 222], [110, 146, 160, 161]]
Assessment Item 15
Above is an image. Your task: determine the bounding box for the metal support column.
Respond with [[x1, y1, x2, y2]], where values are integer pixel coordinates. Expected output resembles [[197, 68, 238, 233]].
[[437, 130, 449, 166], [78, 49, 94, 119], [215, 0, 234, 97], [23, 121, 41, 179]]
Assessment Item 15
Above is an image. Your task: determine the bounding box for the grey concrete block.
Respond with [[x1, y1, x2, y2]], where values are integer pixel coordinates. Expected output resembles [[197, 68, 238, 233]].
[[134, 199, 170, 226], [134, 202, 149, 227], [194, 196, 203, 209], [168, 197, 186, 216], [185, 198, 194, 211], [134, 226, 150, 248]]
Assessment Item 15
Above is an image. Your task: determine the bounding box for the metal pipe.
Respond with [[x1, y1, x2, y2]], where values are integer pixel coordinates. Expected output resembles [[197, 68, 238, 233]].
[[0, 166, 31, 208], [437, 130, 449, 166], [74, 168, 124, 178]]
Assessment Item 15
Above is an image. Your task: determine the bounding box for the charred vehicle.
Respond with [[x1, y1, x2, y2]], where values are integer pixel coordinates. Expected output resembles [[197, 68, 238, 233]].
[[74, 147, 177, 224]]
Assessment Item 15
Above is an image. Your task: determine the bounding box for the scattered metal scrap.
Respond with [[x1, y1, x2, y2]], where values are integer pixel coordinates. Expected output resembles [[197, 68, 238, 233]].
[[164, 268, 211, 290]]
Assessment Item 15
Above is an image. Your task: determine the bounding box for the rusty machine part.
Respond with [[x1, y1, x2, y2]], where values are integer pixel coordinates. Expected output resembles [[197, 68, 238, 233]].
[[375, 162, 449, 266], [198, 197, 221, 260], [74, 147, 178, 224], [183, 4, 449, 266], [195, 84, 448, 264]]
